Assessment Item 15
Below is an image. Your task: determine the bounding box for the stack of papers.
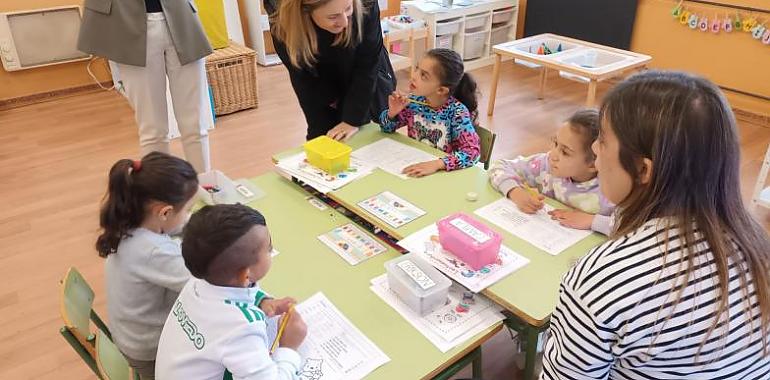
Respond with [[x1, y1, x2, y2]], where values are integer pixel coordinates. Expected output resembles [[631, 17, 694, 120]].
[[276, 152, 374, 193], [474, 198, 592, 255], [397, 224, 530, 293], [370, 274, 504, 352], [352, 138, 439, 180]]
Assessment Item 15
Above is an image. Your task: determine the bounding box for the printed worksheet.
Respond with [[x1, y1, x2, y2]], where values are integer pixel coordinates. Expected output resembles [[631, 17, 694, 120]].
[[276, 152, 373, 193], [352, 138, 439, 179], [318, 223, 388, 265], [474, 198, 592, 255], [397, 224, 529, 293], [358, 191, 426, 229], [294, 293, 390, 380], [370, 274, 504, 352]]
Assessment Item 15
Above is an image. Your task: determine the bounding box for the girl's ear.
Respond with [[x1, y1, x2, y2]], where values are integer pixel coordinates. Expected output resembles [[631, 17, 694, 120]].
[[160, 205, 173, 219], [638, 158, 653, 185], [436, 85, 450, 97]]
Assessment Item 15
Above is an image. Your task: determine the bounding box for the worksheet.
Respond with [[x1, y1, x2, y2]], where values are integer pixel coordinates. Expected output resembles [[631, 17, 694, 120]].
[[358, 191, 426, 229], [474, 198, 592, 255], [397, 224, 530, 293], [318, 223, 388, 265], [370, 274, 504, 352], [276, 152, 374, 193], [294, 293, 390, 380], [352, 138, 439, 179]]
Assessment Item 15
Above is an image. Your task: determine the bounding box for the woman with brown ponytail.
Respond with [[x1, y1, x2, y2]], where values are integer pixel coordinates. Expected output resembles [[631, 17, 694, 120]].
[[264, 0, 396, 140]]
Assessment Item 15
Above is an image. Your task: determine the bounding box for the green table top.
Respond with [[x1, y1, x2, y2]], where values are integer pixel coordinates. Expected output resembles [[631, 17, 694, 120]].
[[274, 125, 607, 326], [245, 172, 501, 380]]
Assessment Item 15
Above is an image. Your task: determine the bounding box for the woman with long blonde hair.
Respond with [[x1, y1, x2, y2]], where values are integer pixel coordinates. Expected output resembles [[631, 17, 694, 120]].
[[542, 71, 770, 378], [265, 0, 395, 140]]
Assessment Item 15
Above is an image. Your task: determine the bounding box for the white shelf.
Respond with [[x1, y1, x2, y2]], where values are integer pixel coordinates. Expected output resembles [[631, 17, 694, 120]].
[[404, 0, 518, 69]]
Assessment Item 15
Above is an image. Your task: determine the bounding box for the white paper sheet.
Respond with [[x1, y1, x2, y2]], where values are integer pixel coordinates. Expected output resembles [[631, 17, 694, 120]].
[[474, 198, 592, 256], [397, 224, 530, 293], [318, 223, 388, 265], [352, 138, 438, 179], [276, 152, 374, 193], [357, 191, 426, 229], [294, 293, 390, 380], [369, 274, 503, 352]]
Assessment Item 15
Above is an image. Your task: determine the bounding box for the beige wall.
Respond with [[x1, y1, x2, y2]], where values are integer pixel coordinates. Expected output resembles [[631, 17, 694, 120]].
[[0, 0, 112, 101], [630, 0, 770, 116]]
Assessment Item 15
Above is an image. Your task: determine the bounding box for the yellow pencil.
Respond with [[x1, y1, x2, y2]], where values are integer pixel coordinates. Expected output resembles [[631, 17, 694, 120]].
[[270, 305, 294, 354], [522, 183, 539, 198], [408, 98, 431, 107]]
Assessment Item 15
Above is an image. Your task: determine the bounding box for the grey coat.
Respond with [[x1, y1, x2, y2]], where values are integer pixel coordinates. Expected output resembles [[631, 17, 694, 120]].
[[77, 0, 212, 67]]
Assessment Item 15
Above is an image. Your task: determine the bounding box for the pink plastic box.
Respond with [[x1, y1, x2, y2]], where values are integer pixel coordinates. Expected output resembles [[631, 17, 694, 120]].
[[437, 213, 502, 270]]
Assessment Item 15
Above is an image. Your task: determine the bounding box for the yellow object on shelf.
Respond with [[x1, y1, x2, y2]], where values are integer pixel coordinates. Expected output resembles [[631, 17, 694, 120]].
[[195, 0, 229, 49], [303, 136, 352, 175]]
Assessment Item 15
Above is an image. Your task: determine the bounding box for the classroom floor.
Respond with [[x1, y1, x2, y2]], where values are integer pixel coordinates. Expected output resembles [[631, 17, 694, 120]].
[[1, 61, 769, 379]]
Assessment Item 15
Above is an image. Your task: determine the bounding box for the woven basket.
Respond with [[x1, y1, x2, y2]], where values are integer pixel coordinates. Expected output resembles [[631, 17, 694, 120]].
[[205, 41, 258, 115]]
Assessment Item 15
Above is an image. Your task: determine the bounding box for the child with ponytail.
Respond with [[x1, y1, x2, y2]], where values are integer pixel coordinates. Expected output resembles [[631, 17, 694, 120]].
[[380, 48, 481, 177], [95, 151, 199, 379]]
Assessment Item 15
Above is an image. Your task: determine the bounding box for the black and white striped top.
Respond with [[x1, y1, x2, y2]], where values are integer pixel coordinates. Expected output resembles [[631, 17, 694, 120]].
[[541, 218, 770, 379]]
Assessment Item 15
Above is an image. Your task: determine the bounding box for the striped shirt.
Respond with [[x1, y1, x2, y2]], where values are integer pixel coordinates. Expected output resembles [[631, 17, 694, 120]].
[[541, 218, 770, 379]]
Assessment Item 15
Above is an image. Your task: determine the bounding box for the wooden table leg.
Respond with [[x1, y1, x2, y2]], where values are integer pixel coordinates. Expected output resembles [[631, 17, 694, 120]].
[[586, 79, 598, 107], [537, 67, 548, 100], [486, 53, 502, 116]]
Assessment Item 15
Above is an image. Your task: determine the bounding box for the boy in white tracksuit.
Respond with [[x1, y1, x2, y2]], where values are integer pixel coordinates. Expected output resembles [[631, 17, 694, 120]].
[[156, 204, 307, 379]]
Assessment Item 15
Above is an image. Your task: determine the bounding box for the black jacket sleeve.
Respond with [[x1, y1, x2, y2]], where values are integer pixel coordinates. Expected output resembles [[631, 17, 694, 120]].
[[341, 2, 387, 126]]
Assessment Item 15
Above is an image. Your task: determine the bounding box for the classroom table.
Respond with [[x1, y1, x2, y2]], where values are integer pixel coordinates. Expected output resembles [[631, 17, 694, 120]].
[[243, 172, 502, 380], [486, 33, 651, 114], [274, 125, 608, 379]]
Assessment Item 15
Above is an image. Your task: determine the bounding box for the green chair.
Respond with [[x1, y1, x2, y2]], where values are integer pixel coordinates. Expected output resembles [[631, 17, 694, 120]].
[[476, 125, 497, 170], [59, 267, 111, 377], [96, 331, 135, 380]]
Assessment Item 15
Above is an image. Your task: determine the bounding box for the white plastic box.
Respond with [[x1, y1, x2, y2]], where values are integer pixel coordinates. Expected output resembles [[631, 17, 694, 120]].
[[197, 170, 264, 205], [464, 13, 489, 33], [491, 7, 515, 25], [463, 30, 487, 60], [491, 24, 512, 46], [386, 253, 451, 316], [436, 34, 454, 49], [435, 19, 462, 35]]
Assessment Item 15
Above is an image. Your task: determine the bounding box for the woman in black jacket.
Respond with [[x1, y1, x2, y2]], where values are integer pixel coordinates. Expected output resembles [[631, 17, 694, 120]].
[[265, 0, 396, 140]]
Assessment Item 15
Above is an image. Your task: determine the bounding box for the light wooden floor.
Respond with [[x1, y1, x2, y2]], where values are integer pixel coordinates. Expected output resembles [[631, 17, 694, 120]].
[[1, 62, 768, 379]]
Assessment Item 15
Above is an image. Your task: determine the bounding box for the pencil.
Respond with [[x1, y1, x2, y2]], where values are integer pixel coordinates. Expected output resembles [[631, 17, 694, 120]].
[[522, 183, 539, 198], [270, 305, 294, 354], [408, 98, 431, 107]]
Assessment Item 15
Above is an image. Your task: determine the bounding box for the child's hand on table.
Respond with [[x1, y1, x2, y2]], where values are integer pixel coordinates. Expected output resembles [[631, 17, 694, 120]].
[[387, 91, 409, 118], [259, 297, 296, 317], [507, 187, 545, 214], [548, 209, 594, 230], [402, 159, 445, 178], [280, 311, 308, 350]]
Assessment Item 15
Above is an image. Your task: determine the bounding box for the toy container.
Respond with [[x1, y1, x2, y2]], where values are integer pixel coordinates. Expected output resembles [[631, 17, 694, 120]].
[[385, 254, 451, 316], [303, 136, 351, 174], [437, 213, 501, 270]]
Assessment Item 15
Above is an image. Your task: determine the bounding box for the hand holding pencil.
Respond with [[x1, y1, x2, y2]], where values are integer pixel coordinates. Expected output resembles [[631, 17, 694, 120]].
[[507, 183, 545, 214], [271, 305, 307, 352]]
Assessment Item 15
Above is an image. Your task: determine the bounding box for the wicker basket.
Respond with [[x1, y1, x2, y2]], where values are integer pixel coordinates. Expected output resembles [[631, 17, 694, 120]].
[[205, 41, 258, 115]]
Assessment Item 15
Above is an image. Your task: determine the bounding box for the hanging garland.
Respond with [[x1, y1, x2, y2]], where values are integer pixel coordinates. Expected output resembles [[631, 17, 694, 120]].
[[670, 0, 770, 45]]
